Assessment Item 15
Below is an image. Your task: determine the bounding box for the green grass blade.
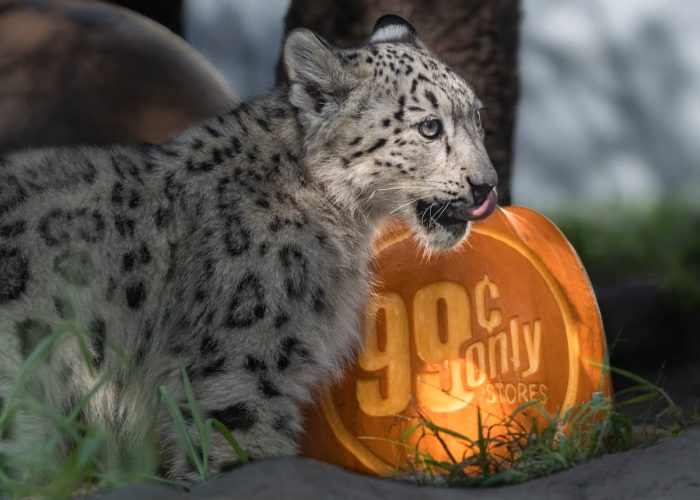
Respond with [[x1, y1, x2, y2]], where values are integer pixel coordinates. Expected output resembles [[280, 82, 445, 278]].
[[179, 364, 209, 472], [158, 385, 205, 479], [476, 408, 490, 477], [210, 419, 249, 464]]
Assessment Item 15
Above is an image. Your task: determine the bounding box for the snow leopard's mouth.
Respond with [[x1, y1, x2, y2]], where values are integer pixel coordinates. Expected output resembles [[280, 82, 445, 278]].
[[415, 188, 498, 232]]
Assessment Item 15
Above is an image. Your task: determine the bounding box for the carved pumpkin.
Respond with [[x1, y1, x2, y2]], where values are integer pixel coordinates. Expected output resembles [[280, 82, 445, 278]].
[[301, 206, 610, 475]]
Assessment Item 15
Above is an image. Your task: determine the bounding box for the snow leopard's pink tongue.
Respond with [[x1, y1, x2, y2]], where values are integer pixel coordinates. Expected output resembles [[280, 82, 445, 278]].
[[454, 188, 498, 221]]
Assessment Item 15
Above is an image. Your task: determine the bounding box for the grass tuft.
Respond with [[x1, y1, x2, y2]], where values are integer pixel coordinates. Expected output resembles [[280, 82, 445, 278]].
[[0, 325, 248, 498], [394, 364, 690, 487]]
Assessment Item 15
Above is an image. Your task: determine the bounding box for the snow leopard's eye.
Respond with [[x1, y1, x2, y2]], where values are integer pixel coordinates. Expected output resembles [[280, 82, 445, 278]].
[[418, 118, 443, 140], [474, 99, 485, 137]]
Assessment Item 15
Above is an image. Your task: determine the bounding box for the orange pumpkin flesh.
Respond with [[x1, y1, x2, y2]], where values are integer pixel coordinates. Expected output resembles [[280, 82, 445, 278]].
[[300, 206, 610, 475]]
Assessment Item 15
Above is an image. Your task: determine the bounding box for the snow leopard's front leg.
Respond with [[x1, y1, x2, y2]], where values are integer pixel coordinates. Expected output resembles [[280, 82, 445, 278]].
[[159, 332, 313, 482]]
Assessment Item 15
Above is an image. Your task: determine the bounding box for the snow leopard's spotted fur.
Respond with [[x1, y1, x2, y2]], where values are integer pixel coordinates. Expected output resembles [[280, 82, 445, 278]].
[[0, 16, 496, 480]]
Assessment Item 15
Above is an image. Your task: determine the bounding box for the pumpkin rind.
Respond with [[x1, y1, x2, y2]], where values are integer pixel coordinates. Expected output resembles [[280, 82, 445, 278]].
[[301, 206, 610, 475]]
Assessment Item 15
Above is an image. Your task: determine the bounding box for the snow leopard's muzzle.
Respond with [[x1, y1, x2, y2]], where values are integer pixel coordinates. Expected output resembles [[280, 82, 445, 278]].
[[415, 182, 498, 237]]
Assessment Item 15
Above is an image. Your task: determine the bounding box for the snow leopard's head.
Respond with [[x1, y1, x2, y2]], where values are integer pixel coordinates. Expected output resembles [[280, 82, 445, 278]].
[[284, 14, 497, 251]]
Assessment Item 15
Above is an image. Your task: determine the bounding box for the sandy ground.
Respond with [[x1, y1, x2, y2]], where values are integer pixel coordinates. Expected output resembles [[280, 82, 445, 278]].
[[94, 427, 700, 500]]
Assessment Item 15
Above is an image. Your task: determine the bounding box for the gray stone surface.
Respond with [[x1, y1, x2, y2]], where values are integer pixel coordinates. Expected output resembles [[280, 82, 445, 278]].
[[95, 427, 700, 499]]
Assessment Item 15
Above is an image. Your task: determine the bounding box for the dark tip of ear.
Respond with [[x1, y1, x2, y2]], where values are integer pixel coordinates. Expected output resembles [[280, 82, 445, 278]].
[[372, 14, 417, 36]]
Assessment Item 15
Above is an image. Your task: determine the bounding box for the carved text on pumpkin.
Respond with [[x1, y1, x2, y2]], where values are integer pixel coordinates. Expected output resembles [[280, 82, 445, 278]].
[[356, 275, 547, 416]]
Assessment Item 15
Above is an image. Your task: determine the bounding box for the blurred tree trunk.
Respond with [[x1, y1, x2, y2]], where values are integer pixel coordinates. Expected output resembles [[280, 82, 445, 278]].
[[278, 0, 519, 204], [109, 0, 183, 35]]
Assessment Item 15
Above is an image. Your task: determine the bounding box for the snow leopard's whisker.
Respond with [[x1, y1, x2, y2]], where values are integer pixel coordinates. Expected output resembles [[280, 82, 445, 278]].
[[391, 197, 423, 214], [421, 202, 439, 226], [433, 200, 452, 222]]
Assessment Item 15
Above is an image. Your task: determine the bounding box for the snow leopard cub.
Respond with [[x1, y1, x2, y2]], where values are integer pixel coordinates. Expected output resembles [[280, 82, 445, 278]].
[[0, 15, 497, 480]]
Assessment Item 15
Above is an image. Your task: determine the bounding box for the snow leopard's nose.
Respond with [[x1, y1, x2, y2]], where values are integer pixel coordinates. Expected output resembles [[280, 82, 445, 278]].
[[468, 178, 495, 205]]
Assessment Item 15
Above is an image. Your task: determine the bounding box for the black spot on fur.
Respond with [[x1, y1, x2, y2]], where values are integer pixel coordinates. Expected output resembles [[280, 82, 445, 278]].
[[256, 118, 271, 132], [154, 207, 173, 229], [163, 173, 184, 201], [274, 313, 289, 329], [304, 83, 326, 113], [348, 136, 362, 146], [125, 282, 146, 310], [89, 319, 107, 368], [111, 183, 124, 205], [223, 214, 251, 257], [259, 376, 280, 397], [81, 162, 97, 184], [231, 137, 242, 154], [186, 157, 214, 173], [276, 355, 289, 371], [139, 244, 151, 265], [279, 245, 308, 298], [128, 190, 142, 209], [204, 125, 222, 138], [277, 336, 310, 370], [258, 242, 268, 256], [53, 296, 75, 320], [312, 287, 327, 313], [269, 217, 283, 232], [202, 357, 227, 376], [122, 252, 136, 272], [424, 90, 439, 108], [0, 174, 28, 216], [115, 216, 136, 238], [366, 139, 387, 153], [226, 273, 266, 328], [209, 403, 256, 431], [200, 335, 218, 354], [0, 220, 26, 238], [211, 148, 223, 165], [315, 232, 327, 247], [245, 355, 267, 371], [38, 209, 70, 246]]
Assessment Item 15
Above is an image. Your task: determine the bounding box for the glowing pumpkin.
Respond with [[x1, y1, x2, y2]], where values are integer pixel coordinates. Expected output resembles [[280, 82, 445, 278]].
[[301, 206, 610, 475]]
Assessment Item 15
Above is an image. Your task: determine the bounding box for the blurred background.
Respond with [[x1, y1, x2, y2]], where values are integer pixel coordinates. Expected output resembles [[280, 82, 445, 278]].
[[0, 0, 698, 411]]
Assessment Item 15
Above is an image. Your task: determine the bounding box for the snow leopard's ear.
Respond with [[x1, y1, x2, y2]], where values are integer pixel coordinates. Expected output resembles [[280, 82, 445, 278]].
[[369, 14, 425, 48], [284, 29, 356, 116]]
